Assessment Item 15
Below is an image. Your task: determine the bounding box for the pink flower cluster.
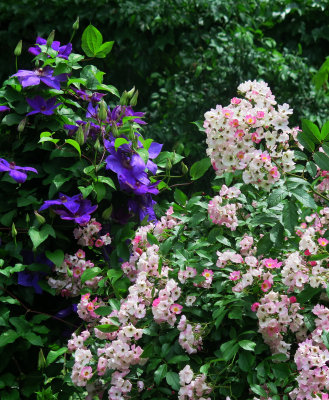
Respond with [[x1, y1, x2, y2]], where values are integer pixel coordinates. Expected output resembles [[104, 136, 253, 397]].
[[77, 293, 103, 322], [178, 365, 212, 399], [178, 315, 203, 354], [204, 80, 296, 190], [208, 185, 242, 230], [73, 218, 111, 247], [47, 249, 101, 297], [290, 305, 329, 400], [255, 291, 306, 358], [282, 210, 329, 292]]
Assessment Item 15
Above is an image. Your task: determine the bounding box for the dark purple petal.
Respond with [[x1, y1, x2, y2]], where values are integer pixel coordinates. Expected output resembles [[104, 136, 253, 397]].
[[9, 169, 27, 183], [0, 158, 10, 171], [0, 105, 10, 112], [148, 142, 163, 159], [146, 160, 157, 174]]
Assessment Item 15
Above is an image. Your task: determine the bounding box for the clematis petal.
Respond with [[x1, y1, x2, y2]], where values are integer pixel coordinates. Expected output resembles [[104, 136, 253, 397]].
[[9, 169, 27, 183]]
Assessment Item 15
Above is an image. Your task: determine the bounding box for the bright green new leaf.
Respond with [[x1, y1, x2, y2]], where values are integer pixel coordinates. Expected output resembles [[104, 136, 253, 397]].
[[65, 139, 81, 157], [81, 24, 103, 57], [81, 267, 102, 284], [45, 249, 64, 267], [190, 157, 211, 180]]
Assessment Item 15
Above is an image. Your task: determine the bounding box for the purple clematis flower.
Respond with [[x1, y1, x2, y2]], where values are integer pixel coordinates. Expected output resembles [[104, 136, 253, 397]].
[[29, 36, 72, 59], [26, 96, 61, 116], [128, 194, 157, 222], [0, 105, 10, 112], [120, 179, 160, 195], [73, 88, 105, 104], [40, 192, 97, 224], [53, 198, 97, 224], [13, 66, 68, 90], [40, 193, 83, 213], [0, 158, 38, 183], [104, 139, 149, 187], [109, 105, 147, 126]]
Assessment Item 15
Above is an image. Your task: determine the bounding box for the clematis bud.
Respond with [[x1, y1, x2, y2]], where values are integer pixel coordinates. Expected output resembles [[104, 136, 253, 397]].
[[181, 162, 188, 175], [111, 123, 119, 137], [34, 211, 45, 225], [127, 86, 135, 98], [119, 90, 128, 106], [130, 90, 139, 106], [72, 17, 79, 31], [38, 349, 46, 370], [25, 213, 30, 224], [17, 117, 26, 133], [75, 125, 85, 145], [11, 223, 17, 238], [102, 205, 113, 220], [46, 30, 55, 47], [14, 40, 22, 57], [94, 138, 101, 152], [98, 100, 107, 121]]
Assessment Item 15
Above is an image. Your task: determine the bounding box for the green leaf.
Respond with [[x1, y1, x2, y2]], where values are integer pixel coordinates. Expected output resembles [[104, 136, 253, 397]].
[[322, 143, 329, 158], [23, 332, 43, 346], [81, 24, 103, 57], [282, 201, 298, 235], [155, 151, 184, 168], [154, 364, 167, 385], [78, 185, 93, 198], [9, 316, 30, 334], [107, 269, 123, 284], [297, 132, 315, 152], [94, 306, 112, 316], [95, 41, 114, 58], [98, 176, 116, 190], [65, 139, 81, 157], [147, 232, 159, 246], [95, 324, 119, 333], [269, 222, 284, 245], [238, 340, 256, 351], [267, 188, 287, 207], [306, 161, 318, 177], [28, 226, 49, 249], [141, 343, 154, 358], [114, 138, 130, 151], [165, 372, 180, 391], [302, 119, 321, 143], [313, 151, 329, 171], [190, 158, 211, 180], [250, 384, 268, 397], [220, 340, 239, 361], [45, 249, 64, 267], [309, 253, 329, 261], [238, 351, 255, 372], [174, 189, 187, 206], [0, 330, 18, 347], [321, 121, 329, 141], [167, 355, 189, 364], [256, 232, 272, 256], [290, 186, 317, 209], [81, 267, 102, 284], [93, 182, 106, 202], [136, 148, 149, 164], [46, 347, 67, 365]]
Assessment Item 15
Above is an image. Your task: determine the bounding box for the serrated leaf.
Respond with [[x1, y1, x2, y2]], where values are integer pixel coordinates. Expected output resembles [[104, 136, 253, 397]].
[[267, 188, 287, 207], [94, 306, 112, 316], [290, 186, 317, 209], [190, 158, 211, 180], [165, 371, 180, 391], [250, 384, 267, 397], [65, 139, 81, 157], [256, 232, 272, 256], [81, 24, 103, 57], [238, 340, 256, 351], [302, 119, 321, 143], [95, 324, 119, 333], [282, 201, 298, 235], [154, 364, 167, 385], [81, 267, 101, 284], [321, 121, 329, 141], [297, 132, 315, 152], [306, 161, 318, 177]]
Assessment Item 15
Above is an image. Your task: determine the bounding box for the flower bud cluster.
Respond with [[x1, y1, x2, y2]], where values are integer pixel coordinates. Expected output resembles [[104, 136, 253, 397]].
[[290, 305, 329, 400], [47, 249, 100, 297], [178, 365, 212, 399], [73, 218, 111, 247], [255, 291, 305, 358], [208, 185, 242, 230], [204, 80, 296, 190]]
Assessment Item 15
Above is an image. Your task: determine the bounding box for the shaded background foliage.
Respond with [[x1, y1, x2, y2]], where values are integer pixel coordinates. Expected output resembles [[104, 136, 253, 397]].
[[1, 0, 329, 162]]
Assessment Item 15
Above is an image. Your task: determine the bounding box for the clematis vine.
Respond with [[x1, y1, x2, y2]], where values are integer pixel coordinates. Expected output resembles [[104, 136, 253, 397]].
[[0, 158, 38, 183]]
